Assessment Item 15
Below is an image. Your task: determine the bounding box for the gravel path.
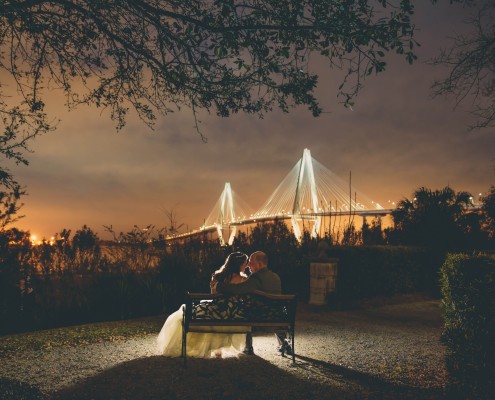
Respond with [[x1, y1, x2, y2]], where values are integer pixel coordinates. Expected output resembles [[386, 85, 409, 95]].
[[0, 296, 447, 399]]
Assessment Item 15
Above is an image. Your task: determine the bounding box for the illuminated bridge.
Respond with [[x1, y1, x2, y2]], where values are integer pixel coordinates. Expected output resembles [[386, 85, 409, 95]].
[[166, 148, 394, 245]]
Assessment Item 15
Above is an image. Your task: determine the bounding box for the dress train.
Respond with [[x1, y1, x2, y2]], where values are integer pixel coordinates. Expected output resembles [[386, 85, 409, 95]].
[[156, 306, 247, 358]]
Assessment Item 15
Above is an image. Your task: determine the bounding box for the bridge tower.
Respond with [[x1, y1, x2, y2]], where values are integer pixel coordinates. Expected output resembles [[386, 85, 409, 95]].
[[203, 182, 248, 246], [291, 148, 322, 240], [216, 182, 237, 246]]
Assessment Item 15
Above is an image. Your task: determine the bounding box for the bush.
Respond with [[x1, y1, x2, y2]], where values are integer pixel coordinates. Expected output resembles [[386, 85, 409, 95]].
[[28, 271, 169, 329], [157, 239, 229, 312], [0, 229, 32, 334], [1, 221, 452, 333], [440, 253, 495, 399], [325, 246, 443, 305]]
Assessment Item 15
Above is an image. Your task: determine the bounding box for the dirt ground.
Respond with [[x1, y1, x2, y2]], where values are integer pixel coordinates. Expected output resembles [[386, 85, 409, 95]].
[[0, 294, 450, 399]]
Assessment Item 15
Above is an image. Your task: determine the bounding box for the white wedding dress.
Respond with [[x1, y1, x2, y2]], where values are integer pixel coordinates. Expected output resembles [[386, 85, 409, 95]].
[[157, 275, 248, 358]]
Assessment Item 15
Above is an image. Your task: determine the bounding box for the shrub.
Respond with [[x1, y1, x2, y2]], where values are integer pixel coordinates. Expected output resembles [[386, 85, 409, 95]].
[[325, 246, 443, 305], [441, 253, 495, 399], [157, 239, 228, 312], [0, 228, 32, 334], [1, 220, 452, 333], [27, 271, 169, 329]]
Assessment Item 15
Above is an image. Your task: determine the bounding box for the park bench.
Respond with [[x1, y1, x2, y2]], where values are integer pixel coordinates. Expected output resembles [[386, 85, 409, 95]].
[[182, 291, 297, 365]]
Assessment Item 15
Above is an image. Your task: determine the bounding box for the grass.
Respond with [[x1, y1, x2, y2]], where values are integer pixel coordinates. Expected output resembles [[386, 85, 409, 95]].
[[0, 315, 164, 355]]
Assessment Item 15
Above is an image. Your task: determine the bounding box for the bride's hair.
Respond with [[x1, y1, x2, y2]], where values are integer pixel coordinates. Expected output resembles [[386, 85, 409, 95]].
[[212, 252, 248, 284]]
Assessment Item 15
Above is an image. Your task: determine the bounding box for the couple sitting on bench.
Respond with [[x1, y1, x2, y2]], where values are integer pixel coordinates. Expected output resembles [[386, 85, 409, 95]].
[[156, 251, 292, 358]]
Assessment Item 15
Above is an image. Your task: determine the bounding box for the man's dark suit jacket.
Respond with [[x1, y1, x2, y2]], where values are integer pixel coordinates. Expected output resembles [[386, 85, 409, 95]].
[[217, 267, 281, 295]]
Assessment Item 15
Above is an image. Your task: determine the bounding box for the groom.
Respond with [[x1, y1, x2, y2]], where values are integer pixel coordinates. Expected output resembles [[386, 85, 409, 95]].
[[215, 251, 292, 355]]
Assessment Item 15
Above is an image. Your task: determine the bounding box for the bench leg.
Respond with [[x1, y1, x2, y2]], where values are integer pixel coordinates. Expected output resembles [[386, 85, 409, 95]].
[[291, 335, 295, 364], [243, 332, 254, 355], [291, 327, 295, 364], [181, 329, 187, 367]]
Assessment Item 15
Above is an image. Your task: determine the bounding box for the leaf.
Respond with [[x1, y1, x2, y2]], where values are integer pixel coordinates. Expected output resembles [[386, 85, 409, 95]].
[[214, 46, 227, 57]]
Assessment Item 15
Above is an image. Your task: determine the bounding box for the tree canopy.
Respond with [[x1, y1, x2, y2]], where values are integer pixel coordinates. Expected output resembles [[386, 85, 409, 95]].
[[1, 0, 422, 227], [482, 185, 495, 238], [431, 0, 495, 130], [392, 186, 473, 249], [1, 0, 418, 141]]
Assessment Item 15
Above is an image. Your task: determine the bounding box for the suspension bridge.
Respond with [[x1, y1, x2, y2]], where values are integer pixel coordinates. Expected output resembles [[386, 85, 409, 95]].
[[167, 149, 393, 245]]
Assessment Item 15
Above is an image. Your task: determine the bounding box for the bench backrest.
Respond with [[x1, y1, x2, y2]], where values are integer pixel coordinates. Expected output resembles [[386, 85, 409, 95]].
[[184, 291, 296, 328]]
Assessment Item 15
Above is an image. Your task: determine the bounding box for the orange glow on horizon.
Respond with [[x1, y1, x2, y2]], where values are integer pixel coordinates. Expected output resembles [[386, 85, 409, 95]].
[[29, 234, 56, 246]]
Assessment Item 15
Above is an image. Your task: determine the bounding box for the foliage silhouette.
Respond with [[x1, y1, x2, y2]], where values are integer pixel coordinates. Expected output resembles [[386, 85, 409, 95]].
[[391, 186, 473, 250], [431, 0, 495, 130], [0, 0, 422, 227], [482, 185, 495, 239]]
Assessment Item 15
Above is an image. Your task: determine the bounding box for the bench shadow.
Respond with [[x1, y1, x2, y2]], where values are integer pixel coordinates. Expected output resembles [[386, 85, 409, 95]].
[[292, 353, 446, 400], [0, 377, 47, 400], [52, 354, 447, 400], [53, 355, 318, 400]]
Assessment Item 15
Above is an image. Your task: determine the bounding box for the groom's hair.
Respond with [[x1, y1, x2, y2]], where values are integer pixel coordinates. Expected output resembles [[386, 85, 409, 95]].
[[252, 251, 268, 267]]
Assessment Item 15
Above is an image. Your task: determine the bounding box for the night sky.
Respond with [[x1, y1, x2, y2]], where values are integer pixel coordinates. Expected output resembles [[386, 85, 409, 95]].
[[10, 2, 495, 240]]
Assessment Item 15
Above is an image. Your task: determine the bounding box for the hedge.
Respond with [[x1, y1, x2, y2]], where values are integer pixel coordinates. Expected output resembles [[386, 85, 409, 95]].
[[325, 246, 444, 305], [441, 253, 495, 399]]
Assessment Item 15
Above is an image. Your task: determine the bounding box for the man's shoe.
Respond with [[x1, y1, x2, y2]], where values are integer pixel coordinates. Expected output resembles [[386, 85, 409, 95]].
[[277, 339, 292, 356], [284, 340, 293, 355], [243, 346, 254, 355]]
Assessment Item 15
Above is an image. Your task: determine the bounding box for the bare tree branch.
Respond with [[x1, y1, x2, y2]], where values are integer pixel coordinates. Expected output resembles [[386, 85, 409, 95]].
[[430, 0, 495, 130], [0, 0, 421, 226]]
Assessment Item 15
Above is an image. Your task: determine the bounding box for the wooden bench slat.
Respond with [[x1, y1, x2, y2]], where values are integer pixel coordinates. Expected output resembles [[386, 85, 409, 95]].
[[187, 291, 295, 301], [189, 321, 291, 326]]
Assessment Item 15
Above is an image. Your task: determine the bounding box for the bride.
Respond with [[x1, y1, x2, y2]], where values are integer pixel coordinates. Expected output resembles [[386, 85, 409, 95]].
[[157, 252, 249, 358]]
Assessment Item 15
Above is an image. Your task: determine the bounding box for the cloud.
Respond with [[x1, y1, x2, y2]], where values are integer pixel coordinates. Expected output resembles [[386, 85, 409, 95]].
[[11, 1, 495, 238]]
